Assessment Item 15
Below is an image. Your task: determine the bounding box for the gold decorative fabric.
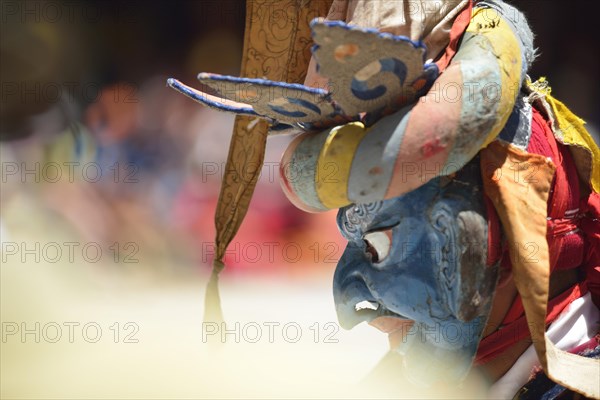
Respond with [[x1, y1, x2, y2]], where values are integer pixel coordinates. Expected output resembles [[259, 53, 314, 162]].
[[205, 0, 333, 324]]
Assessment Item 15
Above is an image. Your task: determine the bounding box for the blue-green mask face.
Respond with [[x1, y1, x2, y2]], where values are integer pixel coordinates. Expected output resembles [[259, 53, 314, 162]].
[[334, 161, 499, 384]]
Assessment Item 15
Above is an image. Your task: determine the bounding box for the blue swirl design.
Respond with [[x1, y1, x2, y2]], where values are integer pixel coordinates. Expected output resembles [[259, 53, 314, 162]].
[[268, 105, 306, 118], [413, 63, 439, 98], [268, 97, 323, 118], [350, 58, 407, 100], [288, 97, 322, 115]]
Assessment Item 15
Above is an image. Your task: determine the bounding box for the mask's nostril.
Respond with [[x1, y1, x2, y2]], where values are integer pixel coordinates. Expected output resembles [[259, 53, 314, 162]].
[[355, 300, 379, 312]]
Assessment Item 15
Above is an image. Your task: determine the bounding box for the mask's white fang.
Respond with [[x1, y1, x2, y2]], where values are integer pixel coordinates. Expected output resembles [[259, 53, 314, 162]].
[[355, 300, 379, 312]]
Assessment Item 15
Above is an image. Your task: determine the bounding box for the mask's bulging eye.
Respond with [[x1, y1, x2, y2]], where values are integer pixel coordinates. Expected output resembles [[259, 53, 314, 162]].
[[363, 230, 392, 264]]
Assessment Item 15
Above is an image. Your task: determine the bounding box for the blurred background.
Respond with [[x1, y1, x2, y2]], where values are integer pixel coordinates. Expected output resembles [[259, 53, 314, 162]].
[[1, 0, 598, 398]]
